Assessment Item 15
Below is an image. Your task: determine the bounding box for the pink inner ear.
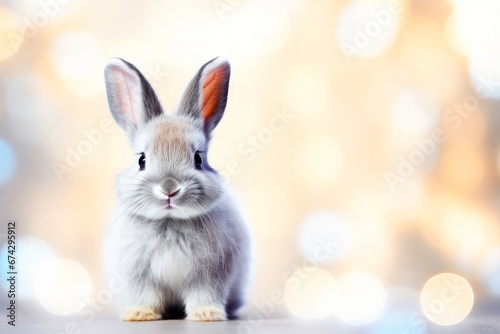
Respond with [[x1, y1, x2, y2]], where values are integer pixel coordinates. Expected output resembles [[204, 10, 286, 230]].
[[109, 65, 141, 125]]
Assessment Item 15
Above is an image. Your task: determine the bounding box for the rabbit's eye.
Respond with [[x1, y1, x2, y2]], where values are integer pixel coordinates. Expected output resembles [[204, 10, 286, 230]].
[[138, 153, 146, 170], [194, 151, 203, 170]]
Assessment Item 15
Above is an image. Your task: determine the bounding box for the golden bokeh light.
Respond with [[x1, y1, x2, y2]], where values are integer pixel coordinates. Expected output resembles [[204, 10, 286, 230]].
[[0, 7, 23, 61], [226, 0, 291, 57], [445, 1, 500, 57], [49, 31, 104, 96], [420, 273, 474, 326], [336, 0, 405, 59], [344, 194, 394, 272], [419, 193, 500, 261], [284, 267, 338, 319], [444, 11, 467, 57], [335, 270, 387, 326], [391, 89, 439, 149], [297, 211, 354, 265], [468, 49, 500, 100], [35, 259, 92, 315]]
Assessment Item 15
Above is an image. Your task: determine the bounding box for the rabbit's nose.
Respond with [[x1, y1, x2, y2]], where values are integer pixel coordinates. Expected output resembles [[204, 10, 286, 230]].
[[162, 177, 181, 197], [167, 188, 180, 198]]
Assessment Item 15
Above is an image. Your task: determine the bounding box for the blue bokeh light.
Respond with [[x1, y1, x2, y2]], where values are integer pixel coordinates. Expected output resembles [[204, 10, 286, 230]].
[[0, 138, 16, 185], [480, 247, 500, 296], [370, 309, 428, 334]]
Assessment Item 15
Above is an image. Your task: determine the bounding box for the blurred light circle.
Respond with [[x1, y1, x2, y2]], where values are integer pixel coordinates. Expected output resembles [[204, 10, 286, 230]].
[[35, 258, 92, 315], [420, 273, 474, 326], [336, 270, 387, 326], [392, 90, 439, 138], [0, 7, 23, 61], [0, 237, 55, 298], [456, 233, 491, 274], [227, 0, 291, 56], [284, 267, 338, 319], [345, 195, 393, 271], [371, 286, 426, 334], [397, 18, 462, 102], [336, 0, 404, 59], [0, 138, 16, 184], [445, 1, 500, 57], [283, 69, 329, 123], [370, 309, 427, 334], [296, 136, 343, 186], [297, 211, 353, 265], [444, 11, 468, 57], [468, 49, 500, 100], [479, 247, 500, 296], [49, 31, 103, 96]]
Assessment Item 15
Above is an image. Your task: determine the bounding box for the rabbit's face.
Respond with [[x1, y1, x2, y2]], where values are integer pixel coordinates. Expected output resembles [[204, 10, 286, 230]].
[[105, 57, 231, 221], [116, 116, 223, 220]]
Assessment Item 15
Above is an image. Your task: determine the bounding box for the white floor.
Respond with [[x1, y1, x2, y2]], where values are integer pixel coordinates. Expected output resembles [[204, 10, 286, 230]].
[[1, 311, 500, 334]]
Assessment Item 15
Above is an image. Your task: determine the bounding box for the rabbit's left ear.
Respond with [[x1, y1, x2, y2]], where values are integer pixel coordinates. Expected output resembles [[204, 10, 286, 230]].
[[178, 57, 230, 136], [104, 58, 163, 138]]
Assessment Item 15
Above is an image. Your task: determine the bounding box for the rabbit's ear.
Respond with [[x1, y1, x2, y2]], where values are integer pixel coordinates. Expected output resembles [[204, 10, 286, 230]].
[[104, 58, 163, 137], [178, 57, 230, 136]]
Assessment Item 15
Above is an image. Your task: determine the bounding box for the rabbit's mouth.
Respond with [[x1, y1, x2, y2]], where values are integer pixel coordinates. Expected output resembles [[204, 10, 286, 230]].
[[166, 197, 174, 210]]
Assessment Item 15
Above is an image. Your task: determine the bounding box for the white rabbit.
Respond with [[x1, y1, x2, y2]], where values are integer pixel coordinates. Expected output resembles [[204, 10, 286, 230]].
[[102, 57, 251, 322]]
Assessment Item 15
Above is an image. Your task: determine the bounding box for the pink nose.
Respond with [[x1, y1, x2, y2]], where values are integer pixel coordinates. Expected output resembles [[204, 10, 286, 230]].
[[162, 177, 180, 198]]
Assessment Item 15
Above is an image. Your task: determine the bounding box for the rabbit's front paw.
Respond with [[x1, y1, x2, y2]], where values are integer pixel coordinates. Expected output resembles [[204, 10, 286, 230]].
[[187, 306, 227, 322], [121, 307, 162, 321]]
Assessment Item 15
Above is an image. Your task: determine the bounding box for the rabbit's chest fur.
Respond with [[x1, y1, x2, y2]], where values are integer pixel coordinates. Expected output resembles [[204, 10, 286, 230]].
[[111, 216, 223, 291], [147, 224, 201, 288]]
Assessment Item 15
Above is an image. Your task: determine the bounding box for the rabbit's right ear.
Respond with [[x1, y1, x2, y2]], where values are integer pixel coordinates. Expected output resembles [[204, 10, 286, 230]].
[[104, 58, 163, 138], [177, 57, 230, 137]]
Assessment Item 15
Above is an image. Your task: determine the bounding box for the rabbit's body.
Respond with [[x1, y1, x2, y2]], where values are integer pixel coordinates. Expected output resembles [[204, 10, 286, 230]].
[[105, 189, 249, 321], [102, 58, 251, 321]]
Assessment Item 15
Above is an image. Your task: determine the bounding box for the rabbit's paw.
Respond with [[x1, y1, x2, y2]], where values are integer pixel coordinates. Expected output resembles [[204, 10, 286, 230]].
[[187, 306, 227, 322], [121, 307, 162, 321]]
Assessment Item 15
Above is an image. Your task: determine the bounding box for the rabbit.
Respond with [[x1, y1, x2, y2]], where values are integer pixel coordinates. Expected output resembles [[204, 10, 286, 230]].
[[102, 57, 251, 322]]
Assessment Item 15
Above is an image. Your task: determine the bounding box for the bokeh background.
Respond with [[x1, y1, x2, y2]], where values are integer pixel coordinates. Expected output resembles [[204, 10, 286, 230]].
[[1, 0, 500, 332]]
